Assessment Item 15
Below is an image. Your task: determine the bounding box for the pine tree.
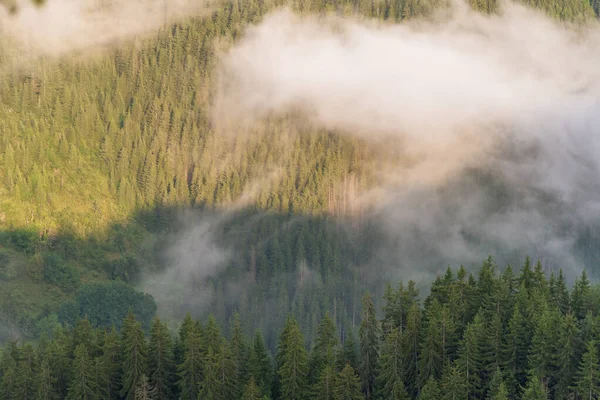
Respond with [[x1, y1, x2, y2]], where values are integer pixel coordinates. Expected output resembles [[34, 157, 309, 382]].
[[359, 292, 380, 399], [572, 340, 600, 399], [335, 364, 364, 400], [67, 344, 98, 400], [278, 316, 309, 400], [120, 312, 148, 400], [148, 317, 175, 400]]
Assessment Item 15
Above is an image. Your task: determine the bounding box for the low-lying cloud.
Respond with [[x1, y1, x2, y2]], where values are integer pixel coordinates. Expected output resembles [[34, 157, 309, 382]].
[[215, 2, 600, 278], [0, 0, 214, 61]]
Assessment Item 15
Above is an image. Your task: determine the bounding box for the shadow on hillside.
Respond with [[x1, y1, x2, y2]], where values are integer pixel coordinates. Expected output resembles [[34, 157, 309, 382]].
[[2, 200, 600, 348]]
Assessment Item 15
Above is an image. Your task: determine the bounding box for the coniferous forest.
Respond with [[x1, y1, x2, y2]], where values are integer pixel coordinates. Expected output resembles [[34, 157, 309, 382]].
[[0, 0, 600, 398], [3, 258, 600, 399]]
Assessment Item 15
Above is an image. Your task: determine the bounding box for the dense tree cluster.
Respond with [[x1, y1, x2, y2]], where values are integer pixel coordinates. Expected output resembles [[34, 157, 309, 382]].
[[2, 257, 600, 399], [0, 0, 598, 358]]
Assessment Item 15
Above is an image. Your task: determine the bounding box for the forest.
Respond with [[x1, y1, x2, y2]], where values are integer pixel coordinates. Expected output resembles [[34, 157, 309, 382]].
[[2, 258, 600, 399], [0, 0, 599, 397]]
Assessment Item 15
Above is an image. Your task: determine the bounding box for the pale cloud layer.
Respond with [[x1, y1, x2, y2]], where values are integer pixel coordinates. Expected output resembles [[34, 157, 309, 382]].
[[216, 3, 600, 277], [0, 0, 213, 61]]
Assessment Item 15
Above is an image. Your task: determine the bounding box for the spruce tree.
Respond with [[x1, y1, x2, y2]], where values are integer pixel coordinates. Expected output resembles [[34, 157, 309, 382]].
[[335, 364, 364, 400], [553, 313, 580, 398], [120, 312, 148, 400], [572, 340, 600, 399], [148, 317, 175, 400], [502, 305, 528, 396], [359, 292, 380, 399], [309, 312, 338, 385], [248, 330, 272, 398], [200, 347, 220, 400], [376, 327, 405, 399], [99, 326, 122, 399], [36, 357, 58, 400], [522, 375, 548, 400], [230, 313, 250, 398], [418, 377, 441, 400], [278, 316, 309, 400], [404, 302, 421, 397], [440, 364, 467, 400], [242, 375, 263, 400], [0, 351, 17, 399], [312, 365, 337, 400], [134, 374, 153, 400], [456, 314, 484, 398], [337, 328, 358, 372], [419, 300, 444, 385], [177, 327, 203, 400], [67, 344, 98, 400]]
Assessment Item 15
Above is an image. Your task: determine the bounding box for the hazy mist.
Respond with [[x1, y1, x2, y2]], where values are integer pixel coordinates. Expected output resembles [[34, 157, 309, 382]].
[[215, 2, 600, 279], [0, 0, 214, 61]]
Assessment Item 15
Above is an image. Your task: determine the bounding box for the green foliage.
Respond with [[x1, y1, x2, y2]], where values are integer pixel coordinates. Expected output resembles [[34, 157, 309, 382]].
[[335, 364, 364, 400], [58, 281, 156, 331], [278, 316, 309, 400], [359, 293, 380, 399]]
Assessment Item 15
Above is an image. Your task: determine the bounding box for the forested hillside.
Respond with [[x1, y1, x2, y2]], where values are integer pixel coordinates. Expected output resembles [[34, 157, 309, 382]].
[[2, 259, 600, 399], [0, 0, 599, 347]]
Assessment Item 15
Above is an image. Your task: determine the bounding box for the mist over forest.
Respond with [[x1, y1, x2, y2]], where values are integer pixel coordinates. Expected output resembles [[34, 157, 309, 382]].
[[0, 0, 600, 398]]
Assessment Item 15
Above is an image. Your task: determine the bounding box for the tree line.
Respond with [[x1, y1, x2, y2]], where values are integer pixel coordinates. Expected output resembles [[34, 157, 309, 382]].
[[2, 256, 600, 399]]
